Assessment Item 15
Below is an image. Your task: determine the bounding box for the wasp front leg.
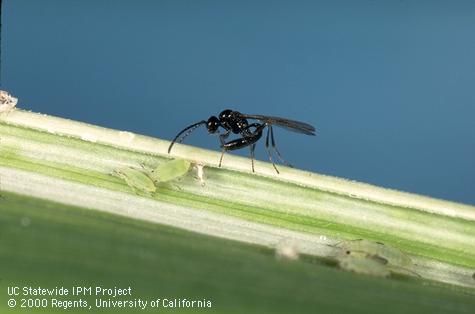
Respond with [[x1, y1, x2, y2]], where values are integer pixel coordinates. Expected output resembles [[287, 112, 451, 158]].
[[218, 130, 231, 167]]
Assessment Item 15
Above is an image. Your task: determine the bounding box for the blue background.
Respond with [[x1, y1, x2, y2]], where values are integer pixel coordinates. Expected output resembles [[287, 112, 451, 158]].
[[1, 1, 474, 205]]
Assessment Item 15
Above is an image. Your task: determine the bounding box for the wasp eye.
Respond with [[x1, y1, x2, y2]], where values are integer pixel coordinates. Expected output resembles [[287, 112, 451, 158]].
[[207, 116, 219, 133]]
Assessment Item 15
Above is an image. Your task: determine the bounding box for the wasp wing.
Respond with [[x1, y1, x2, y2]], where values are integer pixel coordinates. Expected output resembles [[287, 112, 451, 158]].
[[240, 114, 316, 136]]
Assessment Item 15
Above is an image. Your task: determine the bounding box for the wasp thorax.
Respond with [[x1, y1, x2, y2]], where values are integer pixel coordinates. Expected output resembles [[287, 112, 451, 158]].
[[236, 119, 248, 130], [219, 109, 233, 121]]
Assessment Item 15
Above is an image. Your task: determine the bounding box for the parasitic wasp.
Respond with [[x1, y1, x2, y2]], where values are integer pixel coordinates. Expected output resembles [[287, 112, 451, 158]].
[[168, 109, 316, 173]]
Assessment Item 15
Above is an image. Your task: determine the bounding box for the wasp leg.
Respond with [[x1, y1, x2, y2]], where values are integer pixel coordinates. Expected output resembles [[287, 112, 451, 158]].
[[220, 125, 264, 171], [249, 143, 256, 172], [219, 130, 231, 145], [219, 150, 225, 168], [218, 130, 230, 168], [270, 125, 293, 168], [264, 126, 280, 174], [244, 123, 267, 173]]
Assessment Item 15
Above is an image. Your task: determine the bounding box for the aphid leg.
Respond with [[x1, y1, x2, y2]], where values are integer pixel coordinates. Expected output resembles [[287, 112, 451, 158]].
[[264, 126, 280, 174], [249, 143, 256, 172], [139, 162, 150, 173], [270, 125, 293, 168]]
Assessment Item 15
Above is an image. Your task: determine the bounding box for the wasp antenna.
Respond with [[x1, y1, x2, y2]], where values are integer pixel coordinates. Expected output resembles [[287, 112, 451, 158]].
[[168, 120, 207, 154]]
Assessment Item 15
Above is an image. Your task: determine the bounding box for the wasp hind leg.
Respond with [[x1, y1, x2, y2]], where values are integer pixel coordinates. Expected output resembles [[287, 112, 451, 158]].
[[269, 125, 293, 168], [249, 143, 256, 172], [264, 126, 280, 174]]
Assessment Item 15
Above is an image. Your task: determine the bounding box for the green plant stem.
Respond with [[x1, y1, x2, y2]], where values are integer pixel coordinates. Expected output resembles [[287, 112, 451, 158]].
[[1, 109, 474, 290]]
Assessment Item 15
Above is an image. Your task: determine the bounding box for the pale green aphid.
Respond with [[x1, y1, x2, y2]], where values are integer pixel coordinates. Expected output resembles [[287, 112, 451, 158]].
[[150, 159, 191, 183], [338, 254, 390, 277], [112, 167, 156, 194], [336, 239, 412, 268], [335, 239, 418, 277]]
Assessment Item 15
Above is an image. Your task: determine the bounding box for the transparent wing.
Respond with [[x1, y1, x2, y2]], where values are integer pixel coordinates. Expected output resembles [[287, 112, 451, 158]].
[[240, 114, 316, 135]]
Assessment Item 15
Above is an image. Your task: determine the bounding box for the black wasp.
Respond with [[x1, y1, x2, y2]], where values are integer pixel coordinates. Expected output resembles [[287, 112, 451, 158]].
[[168, 109, 316, 173]]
